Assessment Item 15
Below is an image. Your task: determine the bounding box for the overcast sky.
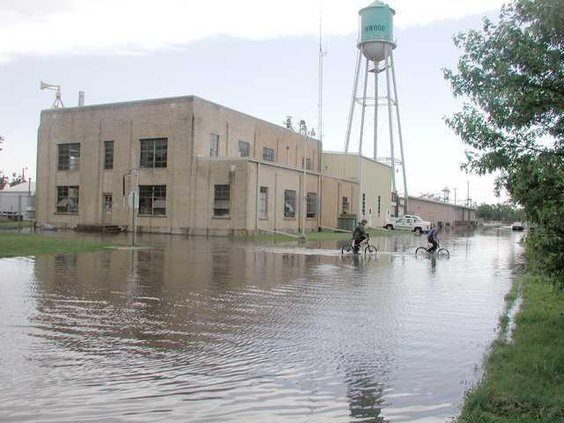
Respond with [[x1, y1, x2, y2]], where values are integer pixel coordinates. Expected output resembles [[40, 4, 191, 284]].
[[0, 0, 510, 204]]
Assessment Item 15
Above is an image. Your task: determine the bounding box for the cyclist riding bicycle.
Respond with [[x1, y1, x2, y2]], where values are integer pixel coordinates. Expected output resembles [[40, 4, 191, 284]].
[[427, 225, 439, 253], [352, 219, 369, 254]]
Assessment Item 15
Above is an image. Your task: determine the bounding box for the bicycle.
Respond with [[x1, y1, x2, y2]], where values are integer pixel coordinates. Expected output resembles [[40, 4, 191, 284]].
[[415, 243, 450, 258], [341, 237, 378, 255]]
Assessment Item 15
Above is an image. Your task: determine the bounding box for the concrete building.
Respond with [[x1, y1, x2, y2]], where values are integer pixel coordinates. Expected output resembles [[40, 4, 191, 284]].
[[407, 196, 476, 228], [0, 181, 35, 221], [322, 152, 393, 229], [36, 96, 360, 236]]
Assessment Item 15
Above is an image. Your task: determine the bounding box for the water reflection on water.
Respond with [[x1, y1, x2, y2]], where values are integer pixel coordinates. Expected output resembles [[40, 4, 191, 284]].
[[0, 229, 523, 422]]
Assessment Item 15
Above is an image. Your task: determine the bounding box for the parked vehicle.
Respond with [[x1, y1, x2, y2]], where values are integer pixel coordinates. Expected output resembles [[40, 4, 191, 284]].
[[511, 222, 525, 231], [384, 215, 431, 233]]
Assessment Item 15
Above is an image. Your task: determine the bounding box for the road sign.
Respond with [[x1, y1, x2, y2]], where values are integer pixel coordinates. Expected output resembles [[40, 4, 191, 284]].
[[128, 190, 139, 209]]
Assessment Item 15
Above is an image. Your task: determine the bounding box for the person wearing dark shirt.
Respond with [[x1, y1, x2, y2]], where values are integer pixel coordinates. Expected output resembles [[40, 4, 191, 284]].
[[427, 226, 439, 253], [352, 219, 368, 254]]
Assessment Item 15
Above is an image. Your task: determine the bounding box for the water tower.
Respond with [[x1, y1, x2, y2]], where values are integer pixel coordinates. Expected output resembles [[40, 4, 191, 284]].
[[344, 0, 408, 216]]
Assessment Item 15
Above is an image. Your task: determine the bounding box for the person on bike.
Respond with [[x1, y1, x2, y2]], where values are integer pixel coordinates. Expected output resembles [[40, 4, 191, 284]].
[[352, 219, 369, 254], [427, 225, 439, 253]]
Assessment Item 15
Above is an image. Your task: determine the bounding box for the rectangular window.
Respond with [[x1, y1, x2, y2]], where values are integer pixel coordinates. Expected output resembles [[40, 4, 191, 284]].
[[362, 193, 366, 216], [213, 184, 230, 217], [57, 143, 80, 171], [258, 186, 268, 220], [139, 185, 166, 215], [342, 196, 350, 215], [103, 193, 112, 211], [377, 195, 381, 217], [263, 147, 275, 162], [302, 157, 312, 170], [284, 190, 296, 218], [56, 186, 79, 213], [210, 133, 219, 157], [306, 192, 317, 218], [238, 140, 250, 157], [104, 141, 114, 170], [140, 138, 167, 168]]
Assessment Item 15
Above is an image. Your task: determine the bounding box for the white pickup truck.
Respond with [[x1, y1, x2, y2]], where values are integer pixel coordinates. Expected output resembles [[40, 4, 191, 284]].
[[383, 214, 431, 233]]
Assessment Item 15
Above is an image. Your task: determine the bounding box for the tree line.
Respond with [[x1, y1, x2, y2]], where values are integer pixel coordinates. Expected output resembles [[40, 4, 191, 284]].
[[444, 0, 563, 285]]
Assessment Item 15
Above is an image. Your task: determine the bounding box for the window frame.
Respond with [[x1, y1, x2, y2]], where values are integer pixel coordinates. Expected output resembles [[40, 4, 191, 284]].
[[342, 196, 350, 215], [138, 185, 167, 216], [103, 140, 114, 170], [57, 143, 81, 171], [238, 140, 250, 157], [258, 186, 268, 220], [56, 185, 79, 214], [263, 147, 275, 162], [284, 189, 296, 218], [213, 184, 231, 217], [139, 138, 167, 169], [103, 193, 113, 211], [306, 192, 318, 218], [210, 133, 219, 157]]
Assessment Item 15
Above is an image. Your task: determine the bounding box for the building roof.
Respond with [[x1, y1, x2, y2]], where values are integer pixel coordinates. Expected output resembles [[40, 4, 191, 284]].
[[1, 181, 36, 193]]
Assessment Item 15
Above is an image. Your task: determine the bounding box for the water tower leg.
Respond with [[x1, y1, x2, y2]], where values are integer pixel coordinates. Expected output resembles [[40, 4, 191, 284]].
[[390, 53, 409, 213], [374, 60, 379, 160], [385, 55, 397, 194], [345, 49, 363, 153]]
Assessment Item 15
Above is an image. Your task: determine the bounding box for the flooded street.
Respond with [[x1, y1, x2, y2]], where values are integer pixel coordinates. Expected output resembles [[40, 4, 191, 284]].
[[0, 229, 523, 422]]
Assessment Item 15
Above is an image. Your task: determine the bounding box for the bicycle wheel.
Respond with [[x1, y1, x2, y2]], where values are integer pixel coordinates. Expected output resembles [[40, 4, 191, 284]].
[[437, 248, 450, 258], [364, 245, 377, 254], [341, 243, 352, 254], [415, 246, 428, 256]]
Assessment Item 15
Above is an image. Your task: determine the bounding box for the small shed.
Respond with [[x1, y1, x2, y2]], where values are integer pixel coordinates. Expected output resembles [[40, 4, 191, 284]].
[[0, 181, 36, 221]]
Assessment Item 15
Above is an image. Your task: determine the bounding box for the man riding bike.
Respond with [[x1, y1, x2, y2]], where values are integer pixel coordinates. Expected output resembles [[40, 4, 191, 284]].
[[427, 225, 439, 253], [352, 219, 369, 254]]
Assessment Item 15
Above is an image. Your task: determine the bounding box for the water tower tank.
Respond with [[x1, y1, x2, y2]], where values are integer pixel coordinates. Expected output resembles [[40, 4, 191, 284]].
[[358, 1, 396, 62]]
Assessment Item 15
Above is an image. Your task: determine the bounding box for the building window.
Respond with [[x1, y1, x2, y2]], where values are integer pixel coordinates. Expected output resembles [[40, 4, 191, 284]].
[[210, 133, 219, 157], [284, 190, 296, 218], [258, 186, 268, 220], [362, 193, 366, 216], [342, 196, 350, 215], [306, 192, 317, 218], [238, 140, 250, 157], [56, 186, 79, 213], [140, 138, 167, 168], [103, 193, 112, 211], [378, 195, 381, 217], [139, 185, 166, 215], [213, 184, 231, 217], [104, 141, 114, 170], [302, 157, 312, 170], [57, 143, 80, 171], [263, 147, 275, 162]]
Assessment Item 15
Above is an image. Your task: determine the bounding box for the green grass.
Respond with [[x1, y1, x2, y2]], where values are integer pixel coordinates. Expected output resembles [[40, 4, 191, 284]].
[[458, 275, 564, 422], [0, 232, 113, 258]]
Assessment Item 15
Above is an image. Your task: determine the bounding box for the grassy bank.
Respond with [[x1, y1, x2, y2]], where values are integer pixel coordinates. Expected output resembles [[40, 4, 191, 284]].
[[0, 233, 113, 258], [458, 274, 564, 422]]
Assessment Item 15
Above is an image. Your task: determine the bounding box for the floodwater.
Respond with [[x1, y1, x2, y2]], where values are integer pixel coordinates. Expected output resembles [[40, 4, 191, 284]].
[[0, 228, 524, 422]]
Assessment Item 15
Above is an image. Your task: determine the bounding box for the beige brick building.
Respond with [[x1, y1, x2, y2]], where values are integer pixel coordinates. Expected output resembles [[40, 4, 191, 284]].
[[321, 152, 393, 229], [407, 196, 477, 228], [36, 96, 363, 236]]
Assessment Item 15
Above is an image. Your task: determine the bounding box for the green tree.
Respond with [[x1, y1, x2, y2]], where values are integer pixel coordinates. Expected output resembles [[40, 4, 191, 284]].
[[444, 0, 564, 284]]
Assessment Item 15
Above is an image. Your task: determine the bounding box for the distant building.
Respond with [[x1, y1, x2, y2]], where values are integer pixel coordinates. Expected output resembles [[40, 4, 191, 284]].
[[407, 196, 476, 228], [36, 96, 362, 235], [0, 181, 36, 220], [321, 152, 392, 229]]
